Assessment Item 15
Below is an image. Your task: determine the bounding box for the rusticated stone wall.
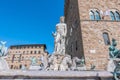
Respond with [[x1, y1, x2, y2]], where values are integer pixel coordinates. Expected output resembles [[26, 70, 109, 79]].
[[81, 21, 120, 70], [65, 0, 120, 70]]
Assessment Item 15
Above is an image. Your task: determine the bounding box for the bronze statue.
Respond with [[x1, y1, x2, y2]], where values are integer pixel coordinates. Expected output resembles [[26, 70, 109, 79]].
[[108, 38, 120, 80], [109, 38, 120, 58]]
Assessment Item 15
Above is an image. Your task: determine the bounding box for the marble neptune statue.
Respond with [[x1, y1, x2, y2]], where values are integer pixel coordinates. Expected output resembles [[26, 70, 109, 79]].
[[52, 16, 67, 54]]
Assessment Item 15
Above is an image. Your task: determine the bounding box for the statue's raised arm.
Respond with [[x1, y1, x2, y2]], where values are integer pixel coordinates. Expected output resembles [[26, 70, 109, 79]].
[[52, 32, 56, 37]]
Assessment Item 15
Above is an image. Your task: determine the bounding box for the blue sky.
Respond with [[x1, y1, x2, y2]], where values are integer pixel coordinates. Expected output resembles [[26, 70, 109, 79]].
[[0, 0, 64, 53]]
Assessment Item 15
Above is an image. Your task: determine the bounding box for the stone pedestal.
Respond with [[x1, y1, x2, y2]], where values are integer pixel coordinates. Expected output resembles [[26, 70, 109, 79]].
[[107, 59, 116, 72], [77, 66, 86, 71], [48, 53, 65, 71], [0, 70, 114, 79], [29, 65, 40, 70], [107, 58, 120, 72]]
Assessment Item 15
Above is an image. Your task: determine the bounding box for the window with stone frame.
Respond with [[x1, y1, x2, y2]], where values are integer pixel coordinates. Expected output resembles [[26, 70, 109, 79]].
[[34, 51, 37, 54], [12, 54, 15, 63], [115, 11, 120, 21], [103, 32, 110, 45], [31, 51, 33, 54], [95, 11, 101, 20], [27, 46, 29, 48], [89, 9, 101, 20], [38, 51, 41, 54], [110, 11, 116, 21], [23, 51, 25, 54], [109, 10, 120, 21], [89, 10, 95, 20]]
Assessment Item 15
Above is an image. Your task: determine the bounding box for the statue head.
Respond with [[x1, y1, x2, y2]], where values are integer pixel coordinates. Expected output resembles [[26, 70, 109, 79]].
[[60, 16, 65, 23]]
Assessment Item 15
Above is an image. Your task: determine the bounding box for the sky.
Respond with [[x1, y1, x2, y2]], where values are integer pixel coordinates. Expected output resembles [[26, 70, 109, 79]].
[[0, 0, 64, 54]]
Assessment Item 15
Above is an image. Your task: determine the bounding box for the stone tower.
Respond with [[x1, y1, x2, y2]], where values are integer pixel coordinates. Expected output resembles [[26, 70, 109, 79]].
[[64, 0, 120, 70]]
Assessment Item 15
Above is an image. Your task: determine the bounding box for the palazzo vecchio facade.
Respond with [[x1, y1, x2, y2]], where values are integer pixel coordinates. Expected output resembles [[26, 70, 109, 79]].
[[64, 0, 120, 70]]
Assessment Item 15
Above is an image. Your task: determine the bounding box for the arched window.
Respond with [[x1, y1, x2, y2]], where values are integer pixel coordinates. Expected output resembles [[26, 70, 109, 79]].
[[110, 11, 115, 21], [103, 32, 110, 45], [38, 51, 41, 54], [31, 51, 33, 54], [34, 51, 36, 54], [115, 11, 120, 21], [95, 11, 101, 20], [89, 10, 95, 20]]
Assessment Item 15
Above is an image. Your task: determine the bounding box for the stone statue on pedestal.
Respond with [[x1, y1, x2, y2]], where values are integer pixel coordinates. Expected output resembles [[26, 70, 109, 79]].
[[52, 16, 67, 54], [29, 57, 41, 70], [21, 64, 26, 70], [47, 16, 86, 71], [0, 41, 7, 57], [30, 57, 37, 65], [0, 41, 9, 70], [39, 53, 48, 71]]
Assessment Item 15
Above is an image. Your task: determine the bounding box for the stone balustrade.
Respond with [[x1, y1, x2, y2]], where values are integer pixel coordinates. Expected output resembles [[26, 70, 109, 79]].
[[0, 70, 114, 79]]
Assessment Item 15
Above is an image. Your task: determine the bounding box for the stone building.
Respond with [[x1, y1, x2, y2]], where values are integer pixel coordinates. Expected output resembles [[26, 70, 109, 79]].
[[64, 0, 120, 70], [5, 44, 48, 70]]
